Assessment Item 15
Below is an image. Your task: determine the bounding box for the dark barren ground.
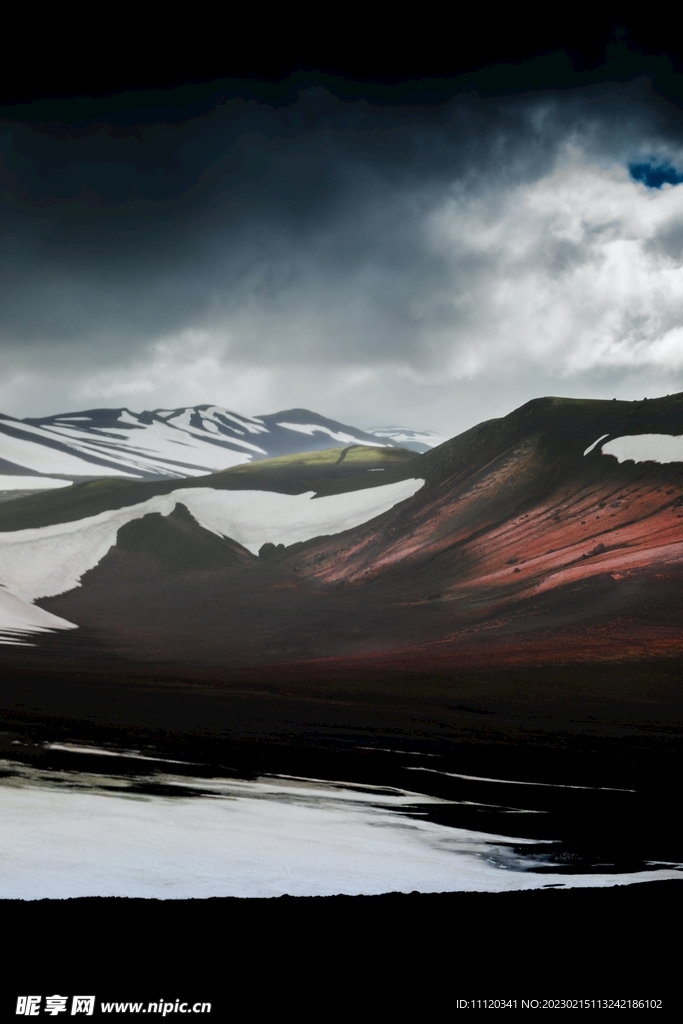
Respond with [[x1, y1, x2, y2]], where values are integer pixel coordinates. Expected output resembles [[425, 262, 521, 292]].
[[3, 882, 683, 1008], [3, 648, 683, 806]]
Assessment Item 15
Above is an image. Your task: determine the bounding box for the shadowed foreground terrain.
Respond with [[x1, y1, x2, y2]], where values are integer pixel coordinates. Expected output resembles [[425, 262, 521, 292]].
[[4, 881, 683, 1007]]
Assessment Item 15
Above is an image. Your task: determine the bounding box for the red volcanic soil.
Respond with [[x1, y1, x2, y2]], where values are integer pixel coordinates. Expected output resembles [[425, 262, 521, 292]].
[[295, 437, 683, 605]]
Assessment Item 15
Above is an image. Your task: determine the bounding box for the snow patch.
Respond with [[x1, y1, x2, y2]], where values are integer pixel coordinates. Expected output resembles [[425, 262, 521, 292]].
[[0, 476, 72, 491], [602, 434, 683, 464], [0, 587, 76, 645], [0, 479, 424, 618], [184, 478, 423, 552], [583, 433, 610, 456], [277, 422, 386, 447]]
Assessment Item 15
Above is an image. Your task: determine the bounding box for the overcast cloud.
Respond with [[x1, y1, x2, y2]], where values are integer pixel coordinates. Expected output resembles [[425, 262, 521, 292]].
[[1, 79, 683, 435]]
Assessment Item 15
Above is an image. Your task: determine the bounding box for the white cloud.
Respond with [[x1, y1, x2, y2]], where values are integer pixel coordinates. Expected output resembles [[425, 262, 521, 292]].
[[422, 148, 683, 381]]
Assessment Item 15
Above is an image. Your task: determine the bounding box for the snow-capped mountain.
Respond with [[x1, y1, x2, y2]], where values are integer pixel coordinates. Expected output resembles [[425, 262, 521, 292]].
[[0, 405, 438, 485]]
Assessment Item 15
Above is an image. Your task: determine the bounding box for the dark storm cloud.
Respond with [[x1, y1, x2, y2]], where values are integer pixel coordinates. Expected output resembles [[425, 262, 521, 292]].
[[0, 85, 648, 350], [2, 76, 683, 427]]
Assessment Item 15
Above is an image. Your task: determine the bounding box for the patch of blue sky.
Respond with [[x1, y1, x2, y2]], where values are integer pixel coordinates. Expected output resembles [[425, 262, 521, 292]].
[[629, 161, 683, 189]]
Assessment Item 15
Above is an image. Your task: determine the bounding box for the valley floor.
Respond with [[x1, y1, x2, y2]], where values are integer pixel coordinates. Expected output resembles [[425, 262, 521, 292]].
[[3, 653, 682, 1000]]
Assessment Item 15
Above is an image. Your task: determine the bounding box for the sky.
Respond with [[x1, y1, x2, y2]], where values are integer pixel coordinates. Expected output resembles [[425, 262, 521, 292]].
[[2, 69, 683, 438]]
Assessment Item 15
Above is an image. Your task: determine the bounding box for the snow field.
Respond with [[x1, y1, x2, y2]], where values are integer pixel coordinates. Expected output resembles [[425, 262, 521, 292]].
[[1, 418, 257, 478], [183, 479, 424, 553], [1, 769, 679, 898], [0, 478, 424, 639], [0, 425, 136, 477]]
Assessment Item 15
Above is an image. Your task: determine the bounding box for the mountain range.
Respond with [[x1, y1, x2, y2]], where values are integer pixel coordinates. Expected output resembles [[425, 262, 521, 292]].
[[2, 393, 683, 678], [0, 405, 445, 485]]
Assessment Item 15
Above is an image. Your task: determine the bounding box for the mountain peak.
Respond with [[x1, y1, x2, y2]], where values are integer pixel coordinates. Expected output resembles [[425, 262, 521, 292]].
[[1, 405, 443, 484]]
